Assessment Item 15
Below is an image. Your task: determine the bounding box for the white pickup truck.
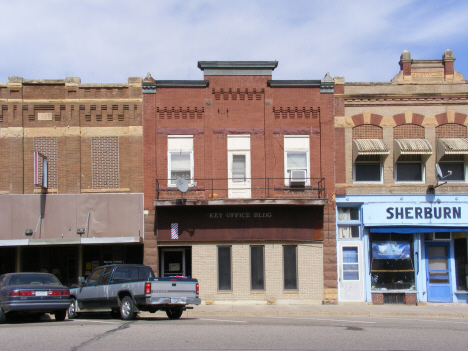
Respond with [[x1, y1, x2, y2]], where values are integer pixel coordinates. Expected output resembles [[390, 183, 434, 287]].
[[68, 264, 201, 320]]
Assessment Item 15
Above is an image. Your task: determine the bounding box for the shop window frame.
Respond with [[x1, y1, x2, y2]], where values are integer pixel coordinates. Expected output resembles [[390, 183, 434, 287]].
[[284, 135, 310, 186], [283, 245, 298, 291], [353, 155, 383, 183], [437, 155, 466, 182], [167, 135, 194, 187], [337, 207, 361, 240], [217, 246, 232, 292], [250, 245, 265, 291], [342, 246, 359, 281], [395, 154, 425, 183]]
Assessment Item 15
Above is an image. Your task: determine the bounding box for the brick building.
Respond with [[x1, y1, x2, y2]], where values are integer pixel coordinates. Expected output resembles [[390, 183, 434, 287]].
[[334, 50, 468, 304], [0, 76, 144, 285], [142, 62, 337, 303]]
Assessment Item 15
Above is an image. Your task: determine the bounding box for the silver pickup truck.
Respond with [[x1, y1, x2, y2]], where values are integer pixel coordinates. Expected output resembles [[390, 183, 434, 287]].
[[68, 264, 201, 320]]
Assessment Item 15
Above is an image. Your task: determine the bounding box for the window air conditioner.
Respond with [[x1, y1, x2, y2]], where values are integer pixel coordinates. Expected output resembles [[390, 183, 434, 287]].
[[290, 170, 307, 185]]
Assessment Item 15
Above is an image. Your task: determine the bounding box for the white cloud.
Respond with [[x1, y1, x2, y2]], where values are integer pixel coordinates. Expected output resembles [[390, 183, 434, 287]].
[[1, 0, 468, 83]]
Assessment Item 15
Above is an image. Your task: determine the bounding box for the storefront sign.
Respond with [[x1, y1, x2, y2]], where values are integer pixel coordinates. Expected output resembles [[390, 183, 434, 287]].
[[208, 212, 272, 219], [156, 205, 323, 242], [362, 202, 468, 226]]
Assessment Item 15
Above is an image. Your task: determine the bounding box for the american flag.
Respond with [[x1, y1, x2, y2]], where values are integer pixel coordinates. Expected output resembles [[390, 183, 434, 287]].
[[171, 223, 178, 240]]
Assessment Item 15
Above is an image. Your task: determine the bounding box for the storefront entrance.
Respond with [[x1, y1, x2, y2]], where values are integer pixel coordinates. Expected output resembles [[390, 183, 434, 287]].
[[159, 247, 192, 277], [426, 242, 452, 302]]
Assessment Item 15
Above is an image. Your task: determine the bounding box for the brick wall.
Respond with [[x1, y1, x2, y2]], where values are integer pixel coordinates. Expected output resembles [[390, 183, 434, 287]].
[[91, 136, 119, 189], [143, 69, 337, 300], [33, 137, 58, 189], [190, 242, 323, 303], [0, 77, 143, 195]]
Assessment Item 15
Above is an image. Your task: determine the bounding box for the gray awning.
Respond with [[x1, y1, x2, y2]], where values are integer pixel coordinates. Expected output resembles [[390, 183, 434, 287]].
[[353, 139, 390, 162], [437, 138, 468, 161], [394, 139, 432, 161]]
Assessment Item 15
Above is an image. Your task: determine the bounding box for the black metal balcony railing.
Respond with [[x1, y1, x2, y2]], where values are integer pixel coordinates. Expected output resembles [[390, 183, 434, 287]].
[[155, 177, 326, 200]]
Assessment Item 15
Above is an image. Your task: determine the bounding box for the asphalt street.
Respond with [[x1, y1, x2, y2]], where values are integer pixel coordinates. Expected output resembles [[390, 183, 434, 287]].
[[1, 312, 468, 351]]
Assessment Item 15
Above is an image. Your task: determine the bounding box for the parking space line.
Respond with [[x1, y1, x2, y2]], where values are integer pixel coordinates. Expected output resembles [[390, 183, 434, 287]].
[[268, 316, 376, 324], [369, 317, 468, 325], [200, 318, 248, 323], [70, 320, 122, 325]]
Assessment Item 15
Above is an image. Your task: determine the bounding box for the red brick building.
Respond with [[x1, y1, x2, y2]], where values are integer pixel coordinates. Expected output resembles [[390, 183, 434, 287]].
[[142, 62, 337, 303], [0, 76, 143, 285]]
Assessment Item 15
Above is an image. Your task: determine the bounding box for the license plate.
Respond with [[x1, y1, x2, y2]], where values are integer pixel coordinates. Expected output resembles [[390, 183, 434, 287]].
[[171, 298, 184, 304], [35, 291, 47, 296]]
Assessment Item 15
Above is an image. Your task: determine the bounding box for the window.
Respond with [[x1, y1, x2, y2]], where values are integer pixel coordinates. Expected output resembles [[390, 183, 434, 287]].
[[168, 136, 193, 186], [283, 245, 297, 290], [87, 268, 104, 285], [284, 136, 309, 185], [354, 155, 382, 182], [438, 155, 465, 182], [250, 246, 265, 290], [454, 232, 467, 291], [370, 233, 415, 291], [232, 155, 246, 182], [100, 266, 114, 284], [337, 207, 360, 239], [218, 246, 232, 291], [342, 247, 359, 280], [396, 155, 424, 182]]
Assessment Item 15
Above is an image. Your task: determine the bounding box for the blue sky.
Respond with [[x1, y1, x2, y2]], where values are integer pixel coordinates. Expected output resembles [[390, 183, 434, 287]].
[[1, 0, 468, 84]]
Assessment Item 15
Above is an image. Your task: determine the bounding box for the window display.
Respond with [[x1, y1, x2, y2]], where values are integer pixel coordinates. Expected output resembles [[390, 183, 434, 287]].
[[370, 233, 415, 291]]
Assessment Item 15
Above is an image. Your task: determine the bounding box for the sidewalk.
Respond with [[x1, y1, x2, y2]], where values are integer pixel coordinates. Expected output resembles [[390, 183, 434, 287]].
[[183, 303, 468, 319]]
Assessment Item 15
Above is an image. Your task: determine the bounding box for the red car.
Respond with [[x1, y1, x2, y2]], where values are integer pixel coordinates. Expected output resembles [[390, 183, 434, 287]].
[[0, 272, 70, 323]]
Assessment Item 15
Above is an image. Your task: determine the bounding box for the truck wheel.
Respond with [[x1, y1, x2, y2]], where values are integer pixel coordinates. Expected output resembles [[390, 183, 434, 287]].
[[120, 296, 136, 320], [166, 308, 183, 320], [0, 307, 6, 324], [68, 298, 80, 319], [55, 310, 66, 321]]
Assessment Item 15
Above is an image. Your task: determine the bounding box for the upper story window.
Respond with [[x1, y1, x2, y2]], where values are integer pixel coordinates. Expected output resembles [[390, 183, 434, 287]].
[[337, 207, 360, 239], [394, 139, 432, 183], [284, 135, 309, 186], [436, 138, 468, 182], [354, 155, 382, 182], [352, 138, 389, 183], [168, 135, 193, 186]]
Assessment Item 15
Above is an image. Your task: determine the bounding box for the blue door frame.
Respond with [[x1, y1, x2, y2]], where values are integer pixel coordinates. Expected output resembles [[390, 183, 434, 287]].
[[425, 242, 452, 303]]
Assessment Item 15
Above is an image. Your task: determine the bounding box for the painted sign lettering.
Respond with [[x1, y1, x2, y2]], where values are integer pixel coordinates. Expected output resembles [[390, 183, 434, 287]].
[[386, 207, 461, 220]]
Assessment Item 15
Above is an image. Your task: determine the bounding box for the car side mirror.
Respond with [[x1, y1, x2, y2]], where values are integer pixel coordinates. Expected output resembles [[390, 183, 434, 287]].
[[78, 277, 86, 284]]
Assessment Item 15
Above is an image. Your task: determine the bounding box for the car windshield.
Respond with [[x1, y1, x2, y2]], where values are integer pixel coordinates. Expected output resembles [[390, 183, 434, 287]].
[[8, 274, 60, 286]]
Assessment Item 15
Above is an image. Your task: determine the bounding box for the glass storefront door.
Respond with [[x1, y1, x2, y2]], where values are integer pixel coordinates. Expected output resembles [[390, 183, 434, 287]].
[[426, 243, 452, 302]]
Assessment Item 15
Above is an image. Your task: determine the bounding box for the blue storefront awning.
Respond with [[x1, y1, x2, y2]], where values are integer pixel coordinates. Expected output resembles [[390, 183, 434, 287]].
[[369, 227, 468, 234]]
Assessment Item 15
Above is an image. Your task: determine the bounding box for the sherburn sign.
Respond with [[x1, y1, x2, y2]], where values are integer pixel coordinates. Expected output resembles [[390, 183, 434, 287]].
[[362, 202, 468, 226]]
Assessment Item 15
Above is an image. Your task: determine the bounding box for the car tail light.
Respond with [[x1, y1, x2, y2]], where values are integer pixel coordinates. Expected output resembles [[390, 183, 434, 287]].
[[20, 290, 35, 296], [48, 290, 64, 296], [145, 282, 151, 295], [196, 283, 199, 295], [62, 290, 70, 296], [9, 290, 19, 297]]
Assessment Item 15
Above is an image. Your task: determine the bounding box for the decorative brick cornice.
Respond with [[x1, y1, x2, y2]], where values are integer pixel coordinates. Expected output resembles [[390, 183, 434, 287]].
[[212, 128, 264, 135], [157, 128, 204, 135], [273, 128, 319, 135]]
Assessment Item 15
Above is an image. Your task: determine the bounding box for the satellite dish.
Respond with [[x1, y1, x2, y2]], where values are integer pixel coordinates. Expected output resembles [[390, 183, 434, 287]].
[[436, 164, 443, 179], [176, 177, 189, 193]]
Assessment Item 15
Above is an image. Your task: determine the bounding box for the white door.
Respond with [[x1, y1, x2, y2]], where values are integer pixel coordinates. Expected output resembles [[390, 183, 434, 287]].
[[337, 241, 365, 301], [227, 135, 251, 199]]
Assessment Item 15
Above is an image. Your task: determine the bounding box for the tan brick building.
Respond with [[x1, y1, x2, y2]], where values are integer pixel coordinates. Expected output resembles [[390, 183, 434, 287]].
[[334, 50, 468, 304], [142, 62, 337, 304], [0, 77, 143, 285]]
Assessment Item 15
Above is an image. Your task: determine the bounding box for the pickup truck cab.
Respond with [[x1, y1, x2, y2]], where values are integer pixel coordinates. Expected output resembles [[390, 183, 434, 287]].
[[68, 264, 200, 320]]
